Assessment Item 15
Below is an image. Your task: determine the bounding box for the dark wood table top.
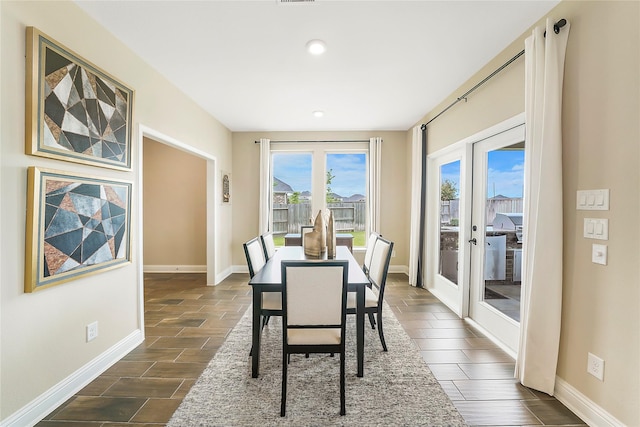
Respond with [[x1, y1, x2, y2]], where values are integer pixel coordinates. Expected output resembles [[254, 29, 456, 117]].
[[249, 246, 368, 287]]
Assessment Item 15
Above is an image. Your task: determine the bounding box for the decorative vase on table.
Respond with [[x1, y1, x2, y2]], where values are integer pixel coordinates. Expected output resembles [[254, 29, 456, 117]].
[[327, 210, 336, 259], [303, 210, 326, 258]]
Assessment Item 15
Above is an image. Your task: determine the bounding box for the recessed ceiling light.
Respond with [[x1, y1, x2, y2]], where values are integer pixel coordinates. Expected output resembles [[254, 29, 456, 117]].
[[313, 110, 324, 118], [306, 39, 326, 55]]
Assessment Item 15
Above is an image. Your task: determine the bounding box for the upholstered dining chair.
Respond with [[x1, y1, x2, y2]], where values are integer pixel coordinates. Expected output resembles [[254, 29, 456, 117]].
[[347, 236, 393, 351], [300, 225, 314, 247], [243, 237, 281, 329], [280, 260, 349, 417], [362, 232, 380, 277], [260, 232, 276, 261], [258, 233, 277, 326]]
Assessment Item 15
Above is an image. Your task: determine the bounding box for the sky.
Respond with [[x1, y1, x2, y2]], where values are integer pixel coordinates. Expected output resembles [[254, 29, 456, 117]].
[[440, 149, 524, 199], [272, 153, 366, 197]]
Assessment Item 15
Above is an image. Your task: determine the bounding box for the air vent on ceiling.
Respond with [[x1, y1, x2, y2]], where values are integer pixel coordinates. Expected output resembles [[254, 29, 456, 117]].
[[277, 0, 315, 4]]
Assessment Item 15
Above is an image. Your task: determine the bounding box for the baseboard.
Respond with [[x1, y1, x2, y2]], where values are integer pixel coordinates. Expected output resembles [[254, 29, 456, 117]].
[[389, 264, 409, 275], [554, 377, 624, 427], [231, 265, 249, 274], [1, 330, 144, 427], [143, 265, 206, 273], [215, 266, 234, 284]]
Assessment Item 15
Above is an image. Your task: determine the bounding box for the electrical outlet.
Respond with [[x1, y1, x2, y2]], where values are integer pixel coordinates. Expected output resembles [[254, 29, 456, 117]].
[[86, 321, 98, 342], [392, 250, 396, 258], [587, 352, 604, 381]]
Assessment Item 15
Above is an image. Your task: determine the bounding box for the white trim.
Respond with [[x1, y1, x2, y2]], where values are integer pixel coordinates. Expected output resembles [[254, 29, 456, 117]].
[[388, 265, 408, 275], [138, 124, 218, 286], [232, 265, 250, 274], [464, 317, 517, 360], [143, 265, 207, 273], [140, 125, 217, 162], [554, 377, 624, 427], [215, 266, 233, 284], [0, 330, 143, 427]]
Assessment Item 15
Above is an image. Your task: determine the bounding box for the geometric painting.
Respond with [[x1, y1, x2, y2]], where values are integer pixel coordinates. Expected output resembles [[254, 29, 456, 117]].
[[25, 27, 134, 171], [25, 167, 132, 292]]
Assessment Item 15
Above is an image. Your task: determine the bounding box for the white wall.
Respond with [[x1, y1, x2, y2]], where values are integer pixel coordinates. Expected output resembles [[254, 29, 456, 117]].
[[0, 1, 232, 423]]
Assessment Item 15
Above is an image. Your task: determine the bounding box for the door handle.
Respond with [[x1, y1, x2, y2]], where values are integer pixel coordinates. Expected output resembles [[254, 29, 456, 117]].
[[468, 238, 477, 245]]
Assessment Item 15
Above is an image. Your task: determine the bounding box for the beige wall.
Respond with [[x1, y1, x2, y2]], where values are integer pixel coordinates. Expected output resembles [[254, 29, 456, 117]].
[[415, 1, 639, 425], [231, 131, 408, 269], [143, 138, 207, 266], [0, 1, 232, 421]]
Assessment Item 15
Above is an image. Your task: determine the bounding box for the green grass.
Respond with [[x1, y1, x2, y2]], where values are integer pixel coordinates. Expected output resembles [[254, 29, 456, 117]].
[[274, 231, 366, 248]]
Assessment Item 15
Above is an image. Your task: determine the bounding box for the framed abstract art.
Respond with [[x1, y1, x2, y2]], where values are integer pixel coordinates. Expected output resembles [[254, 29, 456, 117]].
[[25, 27, 134, 170], [25, 167, 133, 292]]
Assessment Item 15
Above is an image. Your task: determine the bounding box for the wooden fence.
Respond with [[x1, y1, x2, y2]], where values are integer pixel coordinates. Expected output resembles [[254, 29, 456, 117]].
[[272, 202, 366, 235], [442, 198, 523, 226]]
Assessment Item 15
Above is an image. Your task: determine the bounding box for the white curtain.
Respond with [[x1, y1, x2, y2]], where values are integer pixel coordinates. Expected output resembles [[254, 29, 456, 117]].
[[408, 126, 423, 286], [258, 138, 271, 235], [368, 137, 382, 233], [516, 18, 570, 395]]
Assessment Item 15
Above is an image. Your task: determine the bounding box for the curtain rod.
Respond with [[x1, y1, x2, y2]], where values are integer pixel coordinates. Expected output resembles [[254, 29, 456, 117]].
[[254, 139, 370, 143], [423, 18, 567, 128]]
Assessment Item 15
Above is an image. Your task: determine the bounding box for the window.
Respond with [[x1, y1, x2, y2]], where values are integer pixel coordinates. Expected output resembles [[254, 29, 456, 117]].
[[326, 153, 367, 247], [271, 152, 313, 246], [269, 142, 370, 248]]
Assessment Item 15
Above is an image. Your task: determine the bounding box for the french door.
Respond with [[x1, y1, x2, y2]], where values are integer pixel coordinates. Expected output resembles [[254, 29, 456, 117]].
[[468, 124, 525, 353], [426, 116, 525, 353], [426, 149, 469, 317]]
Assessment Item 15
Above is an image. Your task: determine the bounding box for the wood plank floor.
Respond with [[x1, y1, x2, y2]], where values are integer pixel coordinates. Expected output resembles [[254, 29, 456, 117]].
[[37, 272, 586, 426]]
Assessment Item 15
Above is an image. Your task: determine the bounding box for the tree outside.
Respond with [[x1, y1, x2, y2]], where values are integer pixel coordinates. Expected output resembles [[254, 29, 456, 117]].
[[441, 178, 458, 201], [326, 169, 340, 203]]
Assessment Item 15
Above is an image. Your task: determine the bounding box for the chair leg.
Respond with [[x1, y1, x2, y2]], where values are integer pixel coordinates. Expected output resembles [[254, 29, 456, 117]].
[[281, 351, 288, 416], [368, 312, 376, 329], [262, 315, 271, 330], [377, 311, 387, 352], [340, 349, 346, 415]]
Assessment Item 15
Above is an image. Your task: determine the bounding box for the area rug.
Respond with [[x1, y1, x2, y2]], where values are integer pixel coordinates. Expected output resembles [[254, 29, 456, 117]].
[[168, 303, 468, 426]]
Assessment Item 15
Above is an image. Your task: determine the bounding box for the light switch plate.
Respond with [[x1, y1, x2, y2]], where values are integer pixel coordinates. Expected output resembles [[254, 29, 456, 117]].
[[592, 244, 607, 265], [577, 189, 610, 211], [584, 218, 609, 240]]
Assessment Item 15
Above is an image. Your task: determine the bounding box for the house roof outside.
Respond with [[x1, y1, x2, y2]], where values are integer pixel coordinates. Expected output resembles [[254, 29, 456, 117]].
[[273, 177, 293, 193]]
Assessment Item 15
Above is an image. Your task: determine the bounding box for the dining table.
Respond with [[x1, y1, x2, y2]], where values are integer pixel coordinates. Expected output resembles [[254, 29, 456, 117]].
[[248, 245, 370, 378]]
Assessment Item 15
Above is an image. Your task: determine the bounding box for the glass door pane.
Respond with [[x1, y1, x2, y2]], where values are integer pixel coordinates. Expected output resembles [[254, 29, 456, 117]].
[[483, 146, 524, 321], [271, 153, 312, 246], [439, 160, 461, 285]]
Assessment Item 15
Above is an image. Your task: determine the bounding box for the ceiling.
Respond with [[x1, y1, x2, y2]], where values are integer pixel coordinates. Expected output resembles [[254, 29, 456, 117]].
[[75, 0, 560, 132]]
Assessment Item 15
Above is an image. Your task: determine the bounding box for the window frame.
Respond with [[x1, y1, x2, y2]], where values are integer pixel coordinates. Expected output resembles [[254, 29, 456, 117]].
[[269, 142, 370, 249]]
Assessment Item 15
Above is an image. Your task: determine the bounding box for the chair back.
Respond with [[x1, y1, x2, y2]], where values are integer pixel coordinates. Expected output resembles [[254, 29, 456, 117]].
[[300, 225, 314, 247], [363, 232, 380, 275], [243, 237, 266, 278], [260, 233, 276, 260], [368, 236, 394, 305], [281, 260, 349, 343]]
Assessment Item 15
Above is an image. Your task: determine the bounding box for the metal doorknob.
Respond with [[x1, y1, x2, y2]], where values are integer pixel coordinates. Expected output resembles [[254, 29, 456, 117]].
[[468, 238, 477, 245]]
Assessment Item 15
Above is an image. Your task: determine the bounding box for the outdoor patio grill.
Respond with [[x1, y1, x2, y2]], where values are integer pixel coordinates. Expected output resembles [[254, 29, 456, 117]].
[[492, 213, 523, 242]]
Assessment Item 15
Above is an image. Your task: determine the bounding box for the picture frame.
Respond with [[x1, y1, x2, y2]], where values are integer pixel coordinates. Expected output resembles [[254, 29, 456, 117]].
[[25, 27, 134, 171], [222, 171, 231, 204], [25, 167, 133, 292]]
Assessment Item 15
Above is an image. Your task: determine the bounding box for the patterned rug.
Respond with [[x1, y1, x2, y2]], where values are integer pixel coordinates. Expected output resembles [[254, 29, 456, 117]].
[[168, 303, 468, 426]]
